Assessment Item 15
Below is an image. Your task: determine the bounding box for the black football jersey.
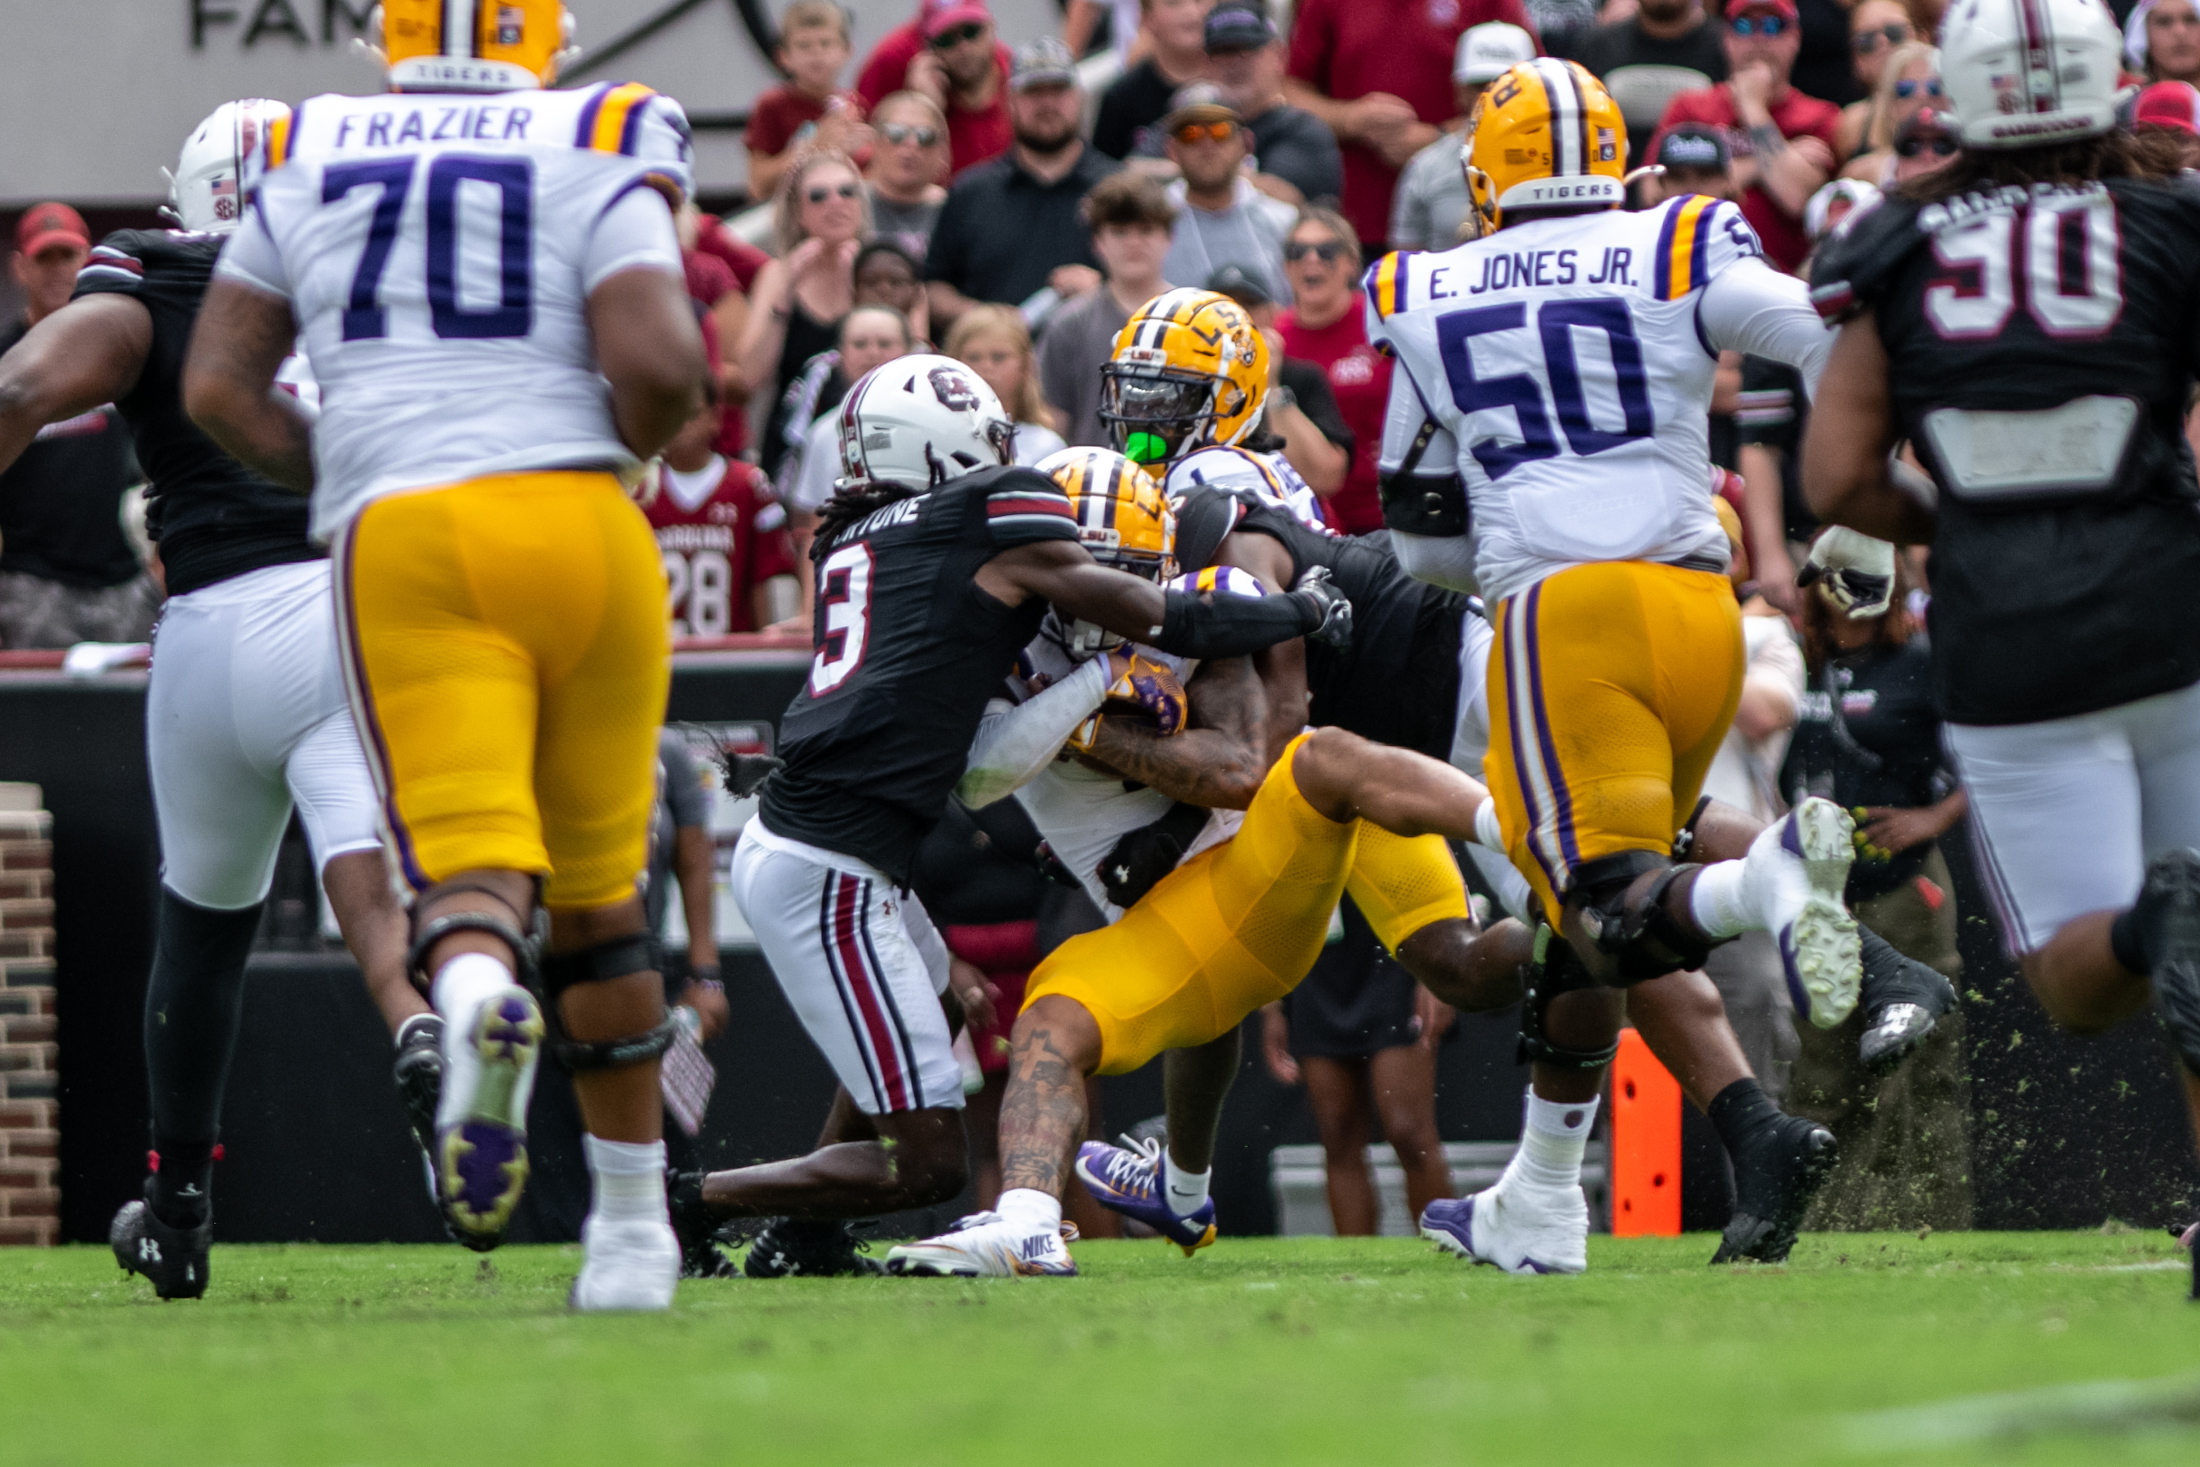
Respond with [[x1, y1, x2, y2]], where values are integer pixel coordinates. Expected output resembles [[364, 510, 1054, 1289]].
[[1221, 496, 1469, 759], [1811, 176, 2200, 725], [71, 230, 319, 597], [759, 464, 1080, 882]]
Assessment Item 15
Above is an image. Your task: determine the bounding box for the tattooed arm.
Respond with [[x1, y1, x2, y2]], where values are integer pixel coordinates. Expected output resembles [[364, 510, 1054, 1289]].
[[183, 279, 315, 492], [1083, 653, 1270, 811]]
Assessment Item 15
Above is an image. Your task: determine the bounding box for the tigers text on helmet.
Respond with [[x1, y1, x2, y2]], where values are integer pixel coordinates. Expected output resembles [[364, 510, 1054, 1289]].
[[1036, 447, 1179, 582], [837, 354, 1016, 493], [165, 99, 290, 234], [1464, 59, 1628, 229], [1100, 289, 1269, 468], [375, 1, 579, 93], [1938, 0, 2123, 149]]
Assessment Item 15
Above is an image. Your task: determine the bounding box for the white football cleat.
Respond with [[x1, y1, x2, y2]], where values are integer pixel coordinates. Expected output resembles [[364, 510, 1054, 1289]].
[[570, 1216, 680, 1312], [1746, 798, 1861, 1028], [886, 1212, 1078, 1277], [1420, 1180, 1588, 1275]]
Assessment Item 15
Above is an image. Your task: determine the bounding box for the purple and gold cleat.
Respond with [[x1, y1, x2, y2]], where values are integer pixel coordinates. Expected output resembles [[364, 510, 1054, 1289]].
[[435, 988, 543, 1252], [1074, 1136, 1217, 1256], [1421, 1185, 1587, 1275]]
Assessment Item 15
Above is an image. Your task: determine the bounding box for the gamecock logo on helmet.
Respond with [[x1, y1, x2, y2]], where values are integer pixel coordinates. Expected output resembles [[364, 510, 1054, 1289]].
[[929, 367, 981, 412]]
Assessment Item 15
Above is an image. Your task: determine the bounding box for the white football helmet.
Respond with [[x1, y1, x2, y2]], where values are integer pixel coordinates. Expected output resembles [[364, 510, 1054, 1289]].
[[164, 99, 291, 234], [1939, 0, 2124, 149], [837, 353, 1015, 492]]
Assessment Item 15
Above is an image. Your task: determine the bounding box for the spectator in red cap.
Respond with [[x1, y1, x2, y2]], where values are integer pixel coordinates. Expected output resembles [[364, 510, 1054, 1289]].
[[1652, 0, 1839, 273], [855, 0, 1016, 176], [1281, 0, 1542, 257], [0, 203, 161, 648], [2136, 79, 2200, 169]]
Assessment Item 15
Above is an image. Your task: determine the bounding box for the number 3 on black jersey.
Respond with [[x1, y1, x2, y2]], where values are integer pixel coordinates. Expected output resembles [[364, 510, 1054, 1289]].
[[810, 543, 873, 695]]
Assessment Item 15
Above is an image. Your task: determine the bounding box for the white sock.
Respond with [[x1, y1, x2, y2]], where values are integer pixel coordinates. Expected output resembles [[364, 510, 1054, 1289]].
[[996, 1186, 1062, 1233], [1474, 796, 1506, 854], [1688, 858, 1756, 940], [1163, 1149, 1211, 1218], [584, 1134, 670, 1226], [431, 950, 514, 1028], [1509, 1087, 1598, 1192]]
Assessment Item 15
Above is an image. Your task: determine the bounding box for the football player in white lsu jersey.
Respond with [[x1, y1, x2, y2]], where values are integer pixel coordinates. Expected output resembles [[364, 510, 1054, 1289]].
[[1363, 58, 1879, 1272], [184, 1, 710, 1310]]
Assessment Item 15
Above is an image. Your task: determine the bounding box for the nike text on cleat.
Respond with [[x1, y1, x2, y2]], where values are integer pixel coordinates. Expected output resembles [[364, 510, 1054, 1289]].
[[1762, 800, 1862, 1028], [110, 1191, 212, 1300], [1074, 1136, 1218, 1256], [569, 1216, 680, 1312], [2138, 849, 2200, 1080], [742, 1217, 886, 1278], [1420, 1183, 1587, 1275], [1712, 1117, 1838, 1265], [885, 1212, 1079, 1277], [435, 987, 542, 1252]]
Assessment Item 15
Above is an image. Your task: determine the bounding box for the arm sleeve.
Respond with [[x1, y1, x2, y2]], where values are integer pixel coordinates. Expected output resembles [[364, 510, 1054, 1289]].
[[1151, 584, 1321, 659], [582, 183, 684, 293], [213, 206, 292, 297], [956, 660, 1112, 807], [1734, 357, 1799, 450], [1465, 843, 1537, 924], [1697, 255, 1833, 397]]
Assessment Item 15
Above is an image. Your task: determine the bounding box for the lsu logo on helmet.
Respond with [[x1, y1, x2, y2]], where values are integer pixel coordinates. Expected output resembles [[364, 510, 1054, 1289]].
[[377, 0, 580, 93], [1100, 290, 1270, 468], [1464, 59, 1628, 227]]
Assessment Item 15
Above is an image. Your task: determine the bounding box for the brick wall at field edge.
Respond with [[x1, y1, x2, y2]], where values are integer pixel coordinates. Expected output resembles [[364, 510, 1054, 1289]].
[[0, 793, 56, 1246]]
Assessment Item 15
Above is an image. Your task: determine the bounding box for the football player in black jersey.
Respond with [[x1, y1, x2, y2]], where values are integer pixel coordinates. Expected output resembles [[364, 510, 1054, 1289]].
[[679, 356, 1350, 1267], [1805, 0, 2200, 1222], [0, 102, 432, 1298]]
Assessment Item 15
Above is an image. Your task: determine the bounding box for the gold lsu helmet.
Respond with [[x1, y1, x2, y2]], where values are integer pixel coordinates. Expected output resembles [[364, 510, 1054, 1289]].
[[376, 1, 579, 93], [1036, 447, 1178, 582], [1099, 289, 1269, 468], [1464, 59, 1627, 229]]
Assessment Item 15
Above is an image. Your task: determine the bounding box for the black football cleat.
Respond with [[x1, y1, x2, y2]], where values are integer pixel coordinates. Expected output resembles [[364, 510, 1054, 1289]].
[[392, 1015, 445, 1164], [743, 1217, 886, 1278], [1711, 1116, 1838, 1265], [1856, 927, 1958, 1077], [2138, 850, 2200, 1081], [667, 1171, 741, 1280], [111, 1188, 212, 1300]]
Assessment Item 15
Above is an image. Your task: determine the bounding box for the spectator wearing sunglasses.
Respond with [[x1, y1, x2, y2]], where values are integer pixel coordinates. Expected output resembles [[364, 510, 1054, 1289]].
[[1201, 3, 1343, 208], [865, 90, 953, 259], [1652, 0, 1840, 272], [1275, 209, 1390, 533], [748, 1, 872, 205], [1095, 0, 1221, 162], [1886, 105, 1960, 186], [737, 150, 870, 482], [1389, 22, 1538, 251], [856, 0, 1016, 177], [926, 39, 1123, 328], [1569, 0, 1729, 174], [1158, 86, 1299, 306], [1283, 0, 1544, 258], [1837, 43, 1941, 186], [1832, 0, 1912, 163], [2129, 0, 2200, 90]]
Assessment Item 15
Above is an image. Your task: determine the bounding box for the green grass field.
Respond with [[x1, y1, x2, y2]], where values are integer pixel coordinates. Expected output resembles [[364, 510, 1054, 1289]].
[[3, 1231, 2197, 1466]]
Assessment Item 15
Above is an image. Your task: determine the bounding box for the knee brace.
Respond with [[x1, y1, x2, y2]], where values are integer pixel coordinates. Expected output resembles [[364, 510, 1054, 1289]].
[[1516, 924, 1620, 1070], [1568, 849, 1718, 985], [408, 884, 540, 991], [538, 933, 677, 1071]]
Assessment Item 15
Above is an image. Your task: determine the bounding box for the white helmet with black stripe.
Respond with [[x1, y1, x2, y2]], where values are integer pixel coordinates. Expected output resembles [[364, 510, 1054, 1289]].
[[1939, 0, 2124, 149], [163, 99, 292, 234], [836, 353, 1015, 493]]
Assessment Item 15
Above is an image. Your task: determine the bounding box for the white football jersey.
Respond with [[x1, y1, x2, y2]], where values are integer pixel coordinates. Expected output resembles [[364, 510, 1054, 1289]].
[[1366, 194, 1830, 605], [1162, 443, 1328, 530], [217, 83, 692, 539]]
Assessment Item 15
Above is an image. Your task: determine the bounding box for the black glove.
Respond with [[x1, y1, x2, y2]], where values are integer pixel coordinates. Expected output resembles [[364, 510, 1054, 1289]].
[[1291, 565, 1352, 652], [1099, 802, 1211, 908]]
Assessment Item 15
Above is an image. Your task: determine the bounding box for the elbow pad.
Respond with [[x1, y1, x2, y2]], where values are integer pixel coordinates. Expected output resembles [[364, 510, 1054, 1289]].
[[1379, 470, 1469, 538], [1152, 584, 1319, 659]]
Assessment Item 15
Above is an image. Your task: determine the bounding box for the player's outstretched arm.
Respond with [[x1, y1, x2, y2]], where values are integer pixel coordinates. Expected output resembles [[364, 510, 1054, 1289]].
[[980, 539, 1350, 660], [184, 279, 315, 491], [0, 294, 152, 477], [587, 266, 709, 463], [1084, 655, 1271, 811], [1800, 309, 1935, 546]]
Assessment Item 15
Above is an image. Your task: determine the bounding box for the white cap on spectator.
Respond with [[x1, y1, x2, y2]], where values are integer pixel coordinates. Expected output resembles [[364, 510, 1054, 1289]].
[[1455, 23, 1537, 85]]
